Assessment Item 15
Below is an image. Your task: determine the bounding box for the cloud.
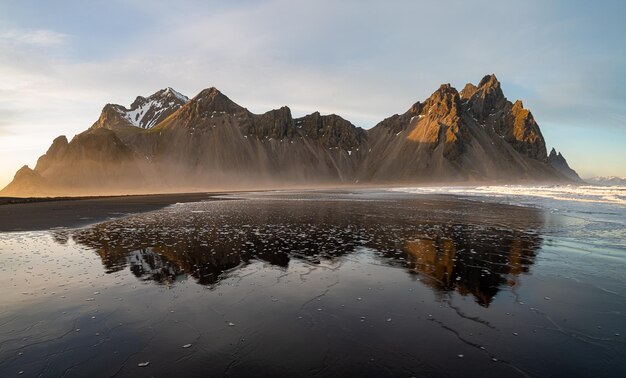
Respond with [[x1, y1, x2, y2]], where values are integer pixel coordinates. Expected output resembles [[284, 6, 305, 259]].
[[0, 28, 69, 46]]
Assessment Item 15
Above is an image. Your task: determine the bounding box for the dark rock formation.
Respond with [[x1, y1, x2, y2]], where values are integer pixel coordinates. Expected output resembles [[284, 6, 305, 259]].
[[548, 148, 582, 182]]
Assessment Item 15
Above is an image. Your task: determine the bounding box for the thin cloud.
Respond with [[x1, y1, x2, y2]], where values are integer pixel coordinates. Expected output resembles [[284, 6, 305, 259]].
[[0, 28, 69, 46]]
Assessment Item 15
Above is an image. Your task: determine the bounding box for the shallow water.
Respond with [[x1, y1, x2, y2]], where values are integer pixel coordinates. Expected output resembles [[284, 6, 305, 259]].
[[0, 190, 625, 377]]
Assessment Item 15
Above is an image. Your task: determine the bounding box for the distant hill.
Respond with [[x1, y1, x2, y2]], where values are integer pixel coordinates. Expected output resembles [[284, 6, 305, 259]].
[[1, 74, 579, 197], [585, 176, 626, 186]]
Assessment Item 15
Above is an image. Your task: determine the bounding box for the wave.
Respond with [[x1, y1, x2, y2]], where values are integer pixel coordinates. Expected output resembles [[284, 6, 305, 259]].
[[389, 185, 626, 206]]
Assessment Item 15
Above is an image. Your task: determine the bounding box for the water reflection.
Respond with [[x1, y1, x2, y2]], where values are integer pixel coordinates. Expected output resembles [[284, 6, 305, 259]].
[[65, 194, 543, 306], [404, 229, 538, 306]]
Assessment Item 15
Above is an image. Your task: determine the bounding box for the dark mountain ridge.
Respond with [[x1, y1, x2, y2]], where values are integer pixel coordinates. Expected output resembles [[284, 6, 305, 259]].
[[1, 74, 580, 197]]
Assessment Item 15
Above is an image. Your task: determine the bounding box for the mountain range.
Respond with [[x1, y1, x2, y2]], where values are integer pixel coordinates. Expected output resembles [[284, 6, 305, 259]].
[[1, 74, 582, 197], [585, 176, 626, 186]]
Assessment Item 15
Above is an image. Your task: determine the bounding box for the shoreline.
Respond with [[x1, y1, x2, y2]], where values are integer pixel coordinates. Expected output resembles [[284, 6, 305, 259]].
[[1, 182, 612, 233], [0, 192, 221, 232]]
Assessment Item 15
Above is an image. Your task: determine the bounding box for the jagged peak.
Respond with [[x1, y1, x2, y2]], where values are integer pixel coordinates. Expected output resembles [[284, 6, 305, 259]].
[[474, 74, 503, 99], [15, 165, 35, 177], [91, 104, 133, 129], [260, 106, 293, 121], [473, 74, 505, 102], [93, 87, 190, 130], [408, 101, 422, 114], [102, 103, 125, 112], [423, 83, 461, 114], [477, 74, 500, 89], [549, 148, 566, 160], [460, 83, 478, 99], [52, 135, 69, 145], [195, 86, 222, 98], [465, 73, 507, 121], [162, 87, 189, 103], [45, 135, 69, 156], [435, 83, 458, 94], [548, 148, 582, 181], [425, 83, 460, 103], [191, 87, 245, 114], [138, 87, 190, 103], [300, 111, 353, 123], [129, 87, 189, 109]]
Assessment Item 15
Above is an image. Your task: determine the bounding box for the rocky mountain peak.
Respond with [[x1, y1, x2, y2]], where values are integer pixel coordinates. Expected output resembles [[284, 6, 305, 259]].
[[1, 164, 49, 196], [192, 87, 244, 114], [477, 74, 501, 89], [241, 106, 295, 139], [15, 165, 35, 178], [460, 83, 478, 100], [92, 87, 190, 130], [408, 101, 422, 115], [513, 99, 524, 109], [196, 86, 220, 97], [128, 87, 186, 111], [34, 135, 70, 173], [467, 74, 506, 120], [91, 104, 133, 130], [549, 147, 558, 157], [423, 83, 461, 119], [548, 148, 582, 182], [296, 112, 365, 150], [162, 87, 189, 102], [433, 83, 458, 96]]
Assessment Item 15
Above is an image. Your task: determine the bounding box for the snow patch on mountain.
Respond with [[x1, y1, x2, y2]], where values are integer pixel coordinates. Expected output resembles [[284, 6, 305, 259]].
[[164, 87, 189, 103], [116, 87, 190, 129]]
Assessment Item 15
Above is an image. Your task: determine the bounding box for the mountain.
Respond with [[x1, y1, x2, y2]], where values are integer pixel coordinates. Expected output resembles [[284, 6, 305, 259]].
[[1, 75, 579, 197], [585, 176, 626, 186], [360, 75, 556, 182], [92, 87, 189, 130], [548, 148, 583, 182]]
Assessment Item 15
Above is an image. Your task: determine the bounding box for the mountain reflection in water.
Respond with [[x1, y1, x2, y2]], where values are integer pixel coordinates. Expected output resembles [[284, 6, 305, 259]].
[[64, 192, 543, 307]]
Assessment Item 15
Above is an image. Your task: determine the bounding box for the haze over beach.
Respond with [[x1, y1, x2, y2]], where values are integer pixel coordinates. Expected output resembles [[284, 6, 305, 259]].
[[1, 1, 625, 377]]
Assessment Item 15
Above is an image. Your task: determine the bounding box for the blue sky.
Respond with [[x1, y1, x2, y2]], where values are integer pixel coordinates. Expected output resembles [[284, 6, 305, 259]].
[[1, 0, 625, 186]]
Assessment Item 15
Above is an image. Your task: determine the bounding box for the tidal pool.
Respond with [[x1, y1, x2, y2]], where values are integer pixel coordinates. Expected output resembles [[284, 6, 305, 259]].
[[1, 190, 624, 377]]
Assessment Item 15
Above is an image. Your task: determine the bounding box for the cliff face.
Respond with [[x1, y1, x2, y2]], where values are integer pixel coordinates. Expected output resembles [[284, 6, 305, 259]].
[[360, 75, 557, 183], [1, 75, 577, 197], [463, 75, 547, 161]]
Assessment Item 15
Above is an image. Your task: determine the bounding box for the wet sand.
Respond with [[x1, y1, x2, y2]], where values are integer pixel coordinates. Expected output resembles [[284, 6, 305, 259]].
[[0, 190, 624, 377], [0, 193, 216, 231]]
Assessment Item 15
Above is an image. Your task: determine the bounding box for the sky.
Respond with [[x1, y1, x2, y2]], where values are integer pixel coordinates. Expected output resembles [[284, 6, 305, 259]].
[[1, 0, 625, 187]]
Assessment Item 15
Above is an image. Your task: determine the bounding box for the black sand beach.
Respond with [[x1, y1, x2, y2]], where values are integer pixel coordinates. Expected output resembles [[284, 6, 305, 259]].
[[0, 193, 216, 231], [0, 190, 624, 377]]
